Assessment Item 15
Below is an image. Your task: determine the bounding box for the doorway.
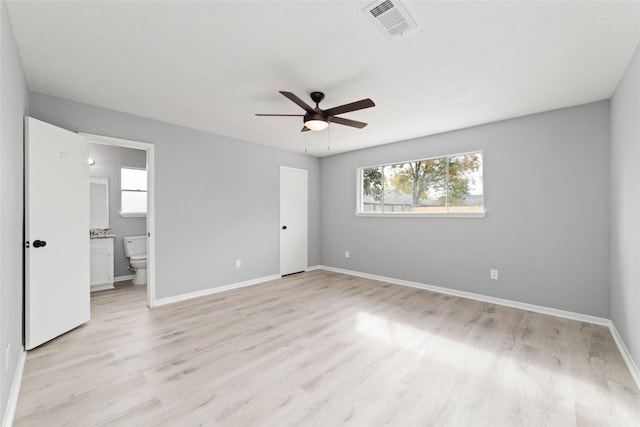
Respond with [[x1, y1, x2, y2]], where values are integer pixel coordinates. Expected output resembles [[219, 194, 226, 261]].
[[81, 133, 155, 307], [279, 166, 308, 276]]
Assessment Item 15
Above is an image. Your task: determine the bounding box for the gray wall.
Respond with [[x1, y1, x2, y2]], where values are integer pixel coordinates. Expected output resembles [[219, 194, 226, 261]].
[[610, 41, 640, 370], [0, 0, 28, 421], [29, 92, 321, 299], [89, 144, 147, 278], [320, 101, 610, 317]]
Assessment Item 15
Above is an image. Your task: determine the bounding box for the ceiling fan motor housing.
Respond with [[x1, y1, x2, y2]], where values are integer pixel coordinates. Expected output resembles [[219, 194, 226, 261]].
[[304, 112, 328, 122]]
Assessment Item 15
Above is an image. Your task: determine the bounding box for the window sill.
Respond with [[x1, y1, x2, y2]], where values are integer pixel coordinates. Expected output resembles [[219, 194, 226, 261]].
[[355, 211, 486, 218], [120, 212, 147, 218]]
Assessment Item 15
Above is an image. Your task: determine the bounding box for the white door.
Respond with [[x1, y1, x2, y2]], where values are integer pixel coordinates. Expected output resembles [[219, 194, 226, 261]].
[[25, 117, 91, 350], [279, 166, 308, 275]]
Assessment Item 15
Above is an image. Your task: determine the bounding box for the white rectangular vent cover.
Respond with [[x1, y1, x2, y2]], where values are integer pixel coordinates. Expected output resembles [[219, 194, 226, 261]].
[[363, 0, 417, 38]]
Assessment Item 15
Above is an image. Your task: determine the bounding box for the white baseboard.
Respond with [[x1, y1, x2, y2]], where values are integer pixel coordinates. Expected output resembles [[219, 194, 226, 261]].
[[152, 267, 327, 307], [608, 322, 640, 389], [90, 283, 115, 292], [317, 265, 610, 325], [2, 349, 26, 427], [114, 274, 135, 282], [316, 265, 640, 390], [152, 274, 281, 307]]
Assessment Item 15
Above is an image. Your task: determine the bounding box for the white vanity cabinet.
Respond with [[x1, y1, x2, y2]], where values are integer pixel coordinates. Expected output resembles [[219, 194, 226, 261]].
[[90, 237, 114, 291]]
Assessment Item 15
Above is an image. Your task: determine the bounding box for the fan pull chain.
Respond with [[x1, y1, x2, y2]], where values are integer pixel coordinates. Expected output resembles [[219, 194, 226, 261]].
[[304, 132, 308, 154], [327, 124, 331, 152]]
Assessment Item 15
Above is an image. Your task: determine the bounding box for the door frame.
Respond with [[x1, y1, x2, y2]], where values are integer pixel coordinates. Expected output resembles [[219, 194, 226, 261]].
[[80, 132, 156, 307], [279, 166, 308, 276]]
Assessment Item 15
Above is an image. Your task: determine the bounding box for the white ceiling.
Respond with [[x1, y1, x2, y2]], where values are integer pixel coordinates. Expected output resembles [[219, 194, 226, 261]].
[[7, 1, 640, 157]]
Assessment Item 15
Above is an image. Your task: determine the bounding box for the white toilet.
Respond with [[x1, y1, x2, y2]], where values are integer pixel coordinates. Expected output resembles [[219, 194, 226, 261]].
[[123, 235, 147, 285]]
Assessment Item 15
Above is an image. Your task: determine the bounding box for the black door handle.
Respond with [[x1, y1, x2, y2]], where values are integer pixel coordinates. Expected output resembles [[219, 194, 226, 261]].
[[33, 240, 47, 248], [282, 226, 287, 230]]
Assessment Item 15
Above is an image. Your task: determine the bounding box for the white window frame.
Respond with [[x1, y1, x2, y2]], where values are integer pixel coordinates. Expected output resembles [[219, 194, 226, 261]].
[[355, 150, 486, 218], [120, 166, 147, 217]]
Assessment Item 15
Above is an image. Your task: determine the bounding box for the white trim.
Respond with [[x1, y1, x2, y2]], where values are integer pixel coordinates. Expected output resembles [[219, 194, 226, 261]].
[[79, 132, 156, 308], [315, 265, 610, 326], [359, 149, 484, 170], [146, 145, 156, 306], [114, 274, 135, 282], [355, 211, 486, 218], [81, 133, 150, 149], [119, 212, 146, 218], [2, 349, 26, 427], [280, 166, 308, 173], [90, 284, 115, 292], [608, 322, 640, 389], [153, 274, 281, 307]]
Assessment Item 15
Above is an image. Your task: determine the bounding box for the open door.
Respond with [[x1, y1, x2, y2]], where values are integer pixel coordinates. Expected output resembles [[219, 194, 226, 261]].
[[25, 117, 91, 350]]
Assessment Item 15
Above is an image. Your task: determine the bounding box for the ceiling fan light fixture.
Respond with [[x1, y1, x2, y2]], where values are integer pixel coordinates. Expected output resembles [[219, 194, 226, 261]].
[[304, 119, 329, 131], [304, 112, 329, 131]]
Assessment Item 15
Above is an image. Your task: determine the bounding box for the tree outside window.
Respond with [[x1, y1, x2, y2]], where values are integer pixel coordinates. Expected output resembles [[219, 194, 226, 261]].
[[360, 153, 483, 214]]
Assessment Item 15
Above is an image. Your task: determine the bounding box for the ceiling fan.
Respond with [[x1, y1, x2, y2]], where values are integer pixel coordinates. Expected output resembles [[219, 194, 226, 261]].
[[256, 91, 375, 132]]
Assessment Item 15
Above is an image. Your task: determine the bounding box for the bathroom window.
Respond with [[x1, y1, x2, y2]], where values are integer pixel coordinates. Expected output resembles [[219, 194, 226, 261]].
[[121, 167, 147, 217]]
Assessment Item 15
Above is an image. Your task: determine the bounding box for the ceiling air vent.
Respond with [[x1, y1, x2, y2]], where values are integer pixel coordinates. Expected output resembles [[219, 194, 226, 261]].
[[363, 0, 417, 39]]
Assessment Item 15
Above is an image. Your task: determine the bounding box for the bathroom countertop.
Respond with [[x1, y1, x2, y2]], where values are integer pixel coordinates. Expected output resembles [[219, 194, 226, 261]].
[[90, 228, 117, 239]]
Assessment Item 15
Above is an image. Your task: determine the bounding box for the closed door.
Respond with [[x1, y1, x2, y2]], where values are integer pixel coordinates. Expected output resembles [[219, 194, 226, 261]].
[[279, 167, 307, 276], [25, 117, 91, 350]]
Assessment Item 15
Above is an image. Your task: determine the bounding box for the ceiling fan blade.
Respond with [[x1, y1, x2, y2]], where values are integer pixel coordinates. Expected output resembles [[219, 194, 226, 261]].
[[279, 91, 315, 113], [255, 114, 304, 116], [330, 116, 368, 129], [324, 98, 375, 116], [301, 126, 310, 132]]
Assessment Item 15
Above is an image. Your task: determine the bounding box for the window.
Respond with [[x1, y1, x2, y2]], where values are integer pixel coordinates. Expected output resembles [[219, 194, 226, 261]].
[[121, 167, 147, 216], [358, 152, 484, 216]]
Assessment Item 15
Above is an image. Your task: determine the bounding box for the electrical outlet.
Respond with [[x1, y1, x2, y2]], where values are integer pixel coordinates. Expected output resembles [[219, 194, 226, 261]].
[[235, 259, 241, 268], [345, 250, 350, 258], [5, 345, 9, 372], [490, 269, 499, 280]]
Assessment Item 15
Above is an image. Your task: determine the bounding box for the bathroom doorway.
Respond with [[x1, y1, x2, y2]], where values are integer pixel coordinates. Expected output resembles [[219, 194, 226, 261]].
[[83, 133, 155, 307]]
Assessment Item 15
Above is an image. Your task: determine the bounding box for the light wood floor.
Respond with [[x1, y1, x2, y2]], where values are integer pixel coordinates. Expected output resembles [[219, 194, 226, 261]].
[[14, 270, 640, 426]]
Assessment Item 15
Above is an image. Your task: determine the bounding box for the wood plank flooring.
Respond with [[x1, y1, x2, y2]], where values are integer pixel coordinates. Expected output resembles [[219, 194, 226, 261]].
[[14, 270, 640, 426]]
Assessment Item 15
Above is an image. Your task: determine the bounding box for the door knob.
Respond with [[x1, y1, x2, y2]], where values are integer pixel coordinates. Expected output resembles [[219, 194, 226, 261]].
[[282, 226, 287, 230], [33, 240, 47, 248]]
